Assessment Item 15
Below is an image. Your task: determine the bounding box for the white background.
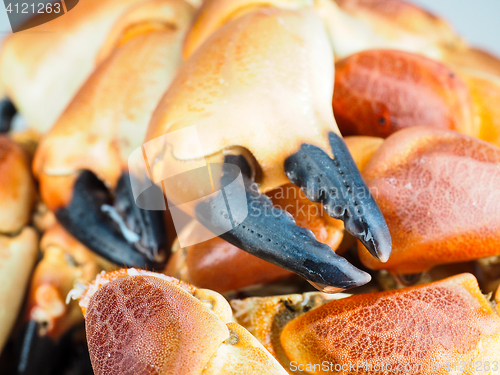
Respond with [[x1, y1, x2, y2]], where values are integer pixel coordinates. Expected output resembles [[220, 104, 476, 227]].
[[410, 0, 500, 56]]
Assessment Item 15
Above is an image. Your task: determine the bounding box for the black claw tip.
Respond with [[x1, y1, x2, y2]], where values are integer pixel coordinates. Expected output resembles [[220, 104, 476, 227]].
[[56, 170, 168, 269], [0, 99, 16, 133], [284, 132, 392, 263], [195, 160, 371, 291]]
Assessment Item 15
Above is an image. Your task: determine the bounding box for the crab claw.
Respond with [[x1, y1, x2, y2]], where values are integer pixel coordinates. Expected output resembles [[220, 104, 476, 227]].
[[196, 158, 370, 291], [233, 273, 500, 373], [75, 269, 288, 375], [359, 126, 500, 275], [144, 7, 393, 291], [285, 132, 391, 263], [33, 0, 195, 269], [56, 170, 167, 269], [0, 99, 16, 133], [10, 225, 108, 375]]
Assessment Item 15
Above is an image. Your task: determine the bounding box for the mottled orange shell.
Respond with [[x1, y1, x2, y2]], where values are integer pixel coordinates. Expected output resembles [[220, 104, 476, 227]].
[[333, 50, 474, 138], [359, 126, 500, 274], [85, 275, 229, 375], [0, 136, 35, 233], [281, 273, 500, 375], [460, 70, 500, 148]]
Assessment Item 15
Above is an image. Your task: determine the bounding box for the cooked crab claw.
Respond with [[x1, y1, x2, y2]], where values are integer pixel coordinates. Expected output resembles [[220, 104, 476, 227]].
[[10, 225, 109, 375], [195, 159, 370, 291], [0, 99, 16, 133], [56, 170, 167, 269], [285, 132, 391, 263], [74, 269, 288, 375], [233, 273, 500, 373], [359, 126, 500, 276], [144, 6, 392, 291], [33, 0, 195, 269]]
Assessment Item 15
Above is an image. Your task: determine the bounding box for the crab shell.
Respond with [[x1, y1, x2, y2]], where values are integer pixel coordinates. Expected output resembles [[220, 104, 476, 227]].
[[333, 49, 477, 139], [0, 227, 38, 353], [24, 224, 110, 339], [0, 0, 149, 133], [233, 273, 500, 374], [33, 0, 195, 210], [358, 126, 500, 275], [0, 136, 37, 352], [77, 269, 288, 375], [0, 136, 35, 232], [458, 69, 500, 149]]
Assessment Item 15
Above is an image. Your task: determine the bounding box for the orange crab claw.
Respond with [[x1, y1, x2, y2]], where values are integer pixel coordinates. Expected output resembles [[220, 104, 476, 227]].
[[333, 50, 475, 138], [358, 126, 500, 275], [9, 224, 109, 374], [33, 0, 195, 269], [76, 269, 288, 375], [280, 273, 500, 374], [459, 70, 500, 148]]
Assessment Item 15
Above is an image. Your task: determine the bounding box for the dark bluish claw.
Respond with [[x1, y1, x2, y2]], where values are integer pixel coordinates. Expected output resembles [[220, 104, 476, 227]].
[[195, 156, 371, 290], [9, 321, 93, 375], [0, 99, 16, 133], [285, 132, 392, 262], [56, 170, 168, 269], [10, 320, 58, 375]]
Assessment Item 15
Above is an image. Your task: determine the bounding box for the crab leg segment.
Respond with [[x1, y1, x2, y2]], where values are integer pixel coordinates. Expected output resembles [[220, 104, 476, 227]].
[[195, 157, 370, 291], [285, 132, 391, 262], [0, 99, 16, 133], [56, 171, 167, 269]]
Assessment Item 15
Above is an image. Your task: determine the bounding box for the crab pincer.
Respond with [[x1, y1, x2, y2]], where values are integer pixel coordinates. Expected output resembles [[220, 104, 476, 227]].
[[33, 0, 195, 269], [144, 5, 391, 290]]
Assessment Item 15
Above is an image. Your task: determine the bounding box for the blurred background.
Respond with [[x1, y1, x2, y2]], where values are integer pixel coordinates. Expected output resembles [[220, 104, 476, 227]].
[[1, 0, 500, 55], [410, 0, 500, 55]]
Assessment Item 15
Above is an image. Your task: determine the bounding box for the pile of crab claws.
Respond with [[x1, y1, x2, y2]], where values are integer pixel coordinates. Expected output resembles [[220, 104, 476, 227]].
[[56, 170, 168, 270], [285, 132, 392, 264], [232, 273, 500, 373], [358, 126, 500, 276], [75, 269, 288, 375]]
